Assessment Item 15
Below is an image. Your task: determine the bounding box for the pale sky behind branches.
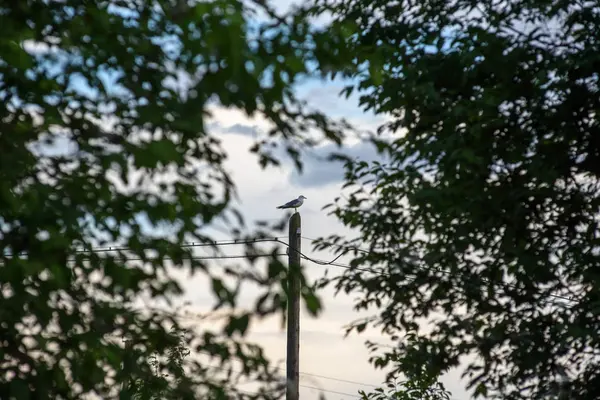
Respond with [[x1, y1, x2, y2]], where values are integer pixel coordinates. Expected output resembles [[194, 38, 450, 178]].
[[21, 0, 473, 398], [168, 0, 474, 392]]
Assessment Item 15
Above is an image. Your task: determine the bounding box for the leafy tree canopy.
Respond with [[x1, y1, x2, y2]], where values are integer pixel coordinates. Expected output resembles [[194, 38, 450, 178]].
[[359, 370, 451, 400], [129, 327, 191, 400], [357, 353, 452, 400], [0, 0, 353, 398], [312, 0, 600, 399]]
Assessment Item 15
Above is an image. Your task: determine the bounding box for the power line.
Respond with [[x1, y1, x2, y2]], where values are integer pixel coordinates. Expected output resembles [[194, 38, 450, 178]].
[[3, 235, 353, 267], [193, 349, 377, 389], [301, 236, 371, 254], [301, 255, 575, 307], [4, 236, 350, 268], [106, 333, 372, 397], [3, 235, 578, 306], [2, 237, 289, 258], [297, 237, 576, 306], [296, 370, 377, 389], [299, 384, 359, 398], [96, 253, 288, 262], [278, 238, 574, 306], [81, 237, 288, 254], [196, 358, 362, 399]]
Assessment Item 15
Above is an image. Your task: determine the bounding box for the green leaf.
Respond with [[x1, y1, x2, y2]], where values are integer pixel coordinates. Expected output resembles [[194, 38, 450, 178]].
[[10, 379, 30, 399], [223, 313, 251, 337], [301, 290, 322, 316], [474, 382, 488, 397]]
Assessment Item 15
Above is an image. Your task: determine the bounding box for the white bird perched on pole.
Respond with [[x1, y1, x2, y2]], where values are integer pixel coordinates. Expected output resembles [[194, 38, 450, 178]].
[[276, 195, 307, 212]]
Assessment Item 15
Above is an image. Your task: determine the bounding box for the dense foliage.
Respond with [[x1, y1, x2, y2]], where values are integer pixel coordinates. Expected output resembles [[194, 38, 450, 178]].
[[313, 0, 600, 399], [129, 327, 191, 400], [5, 0, 599, 398], [0, 1, 350, 398], [359, 367, 451, 400]]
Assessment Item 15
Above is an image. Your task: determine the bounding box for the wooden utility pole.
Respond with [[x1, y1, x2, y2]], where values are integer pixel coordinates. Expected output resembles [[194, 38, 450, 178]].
[[286, 211, 301, 400]]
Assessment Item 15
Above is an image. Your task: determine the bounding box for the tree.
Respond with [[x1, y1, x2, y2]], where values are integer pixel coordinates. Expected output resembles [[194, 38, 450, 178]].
[[0, 1, 352, 398], [129, 327, 190, 400], [358, 354, 452, 400], [311, 0, 600, 399], [359, 372, 451, 400]]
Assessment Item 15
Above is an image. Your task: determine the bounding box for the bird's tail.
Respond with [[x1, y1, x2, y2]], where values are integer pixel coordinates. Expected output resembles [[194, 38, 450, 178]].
[[276, 206, 283, 209]]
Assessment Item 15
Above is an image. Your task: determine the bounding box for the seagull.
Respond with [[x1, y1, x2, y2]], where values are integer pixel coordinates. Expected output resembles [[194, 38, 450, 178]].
[[276, 195, 307, 212]]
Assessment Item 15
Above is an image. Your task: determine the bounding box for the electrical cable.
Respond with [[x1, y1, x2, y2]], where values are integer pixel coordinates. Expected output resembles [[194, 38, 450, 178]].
[[3, 237, 289, 258], [104, 333, 373, 397], [301, 236, 371, 254], [3, 235, 578, 307], [297, 237, 576, 305], [195, 358, 362, 399], [300, 255, 575, 306], [81, 237, 288, 254], [92, 253, 288, 262], [194, 349, 377, 389]]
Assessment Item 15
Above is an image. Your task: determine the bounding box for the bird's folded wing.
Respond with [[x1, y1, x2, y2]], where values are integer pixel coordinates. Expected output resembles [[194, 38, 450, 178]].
[[281, 199, 299, 208]]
